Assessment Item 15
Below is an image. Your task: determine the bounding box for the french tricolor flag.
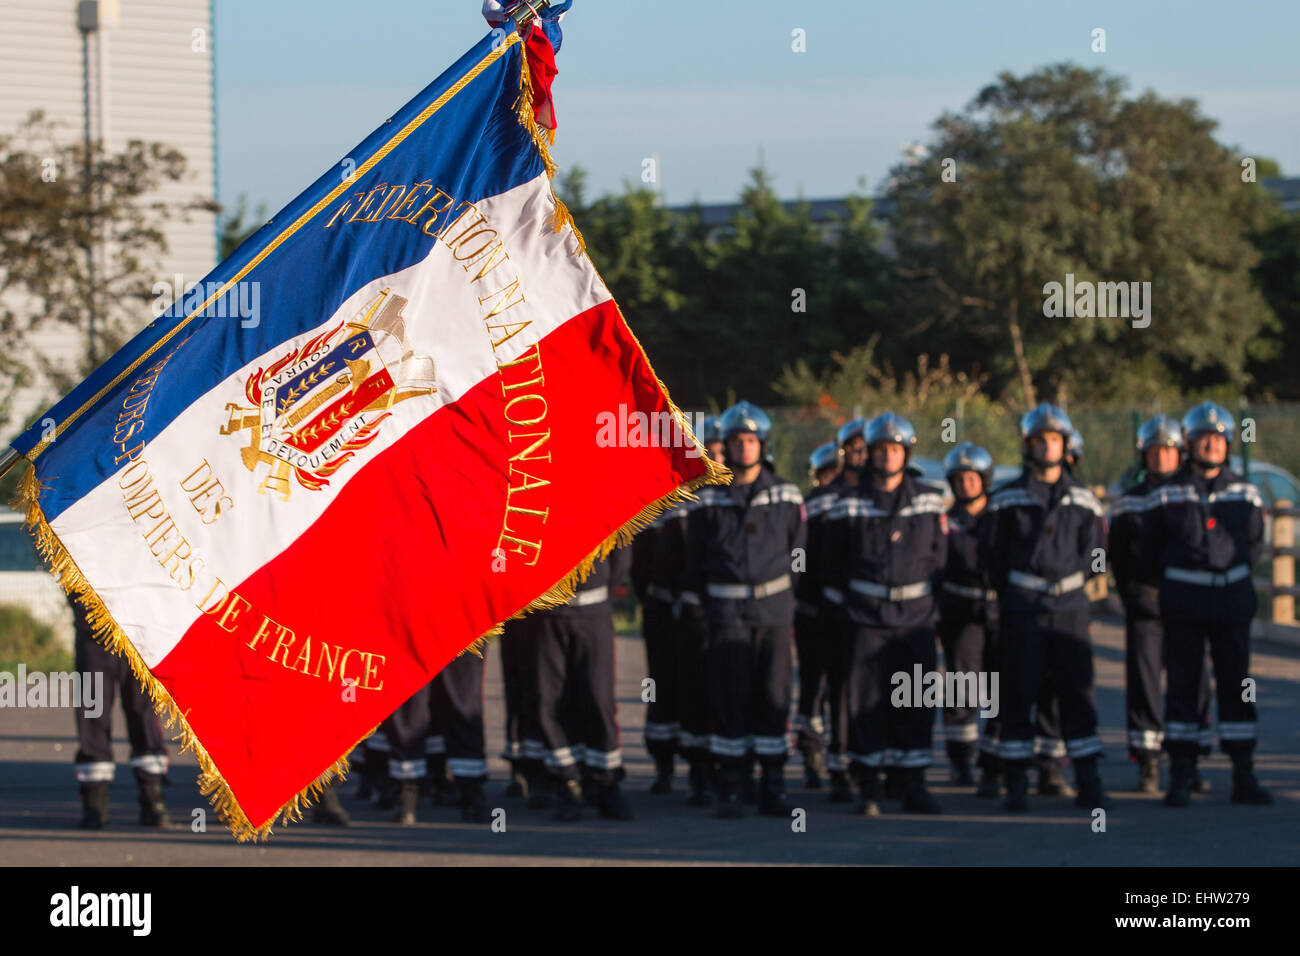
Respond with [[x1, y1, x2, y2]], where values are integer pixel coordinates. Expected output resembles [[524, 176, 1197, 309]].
[[9, 14, 725, 839]]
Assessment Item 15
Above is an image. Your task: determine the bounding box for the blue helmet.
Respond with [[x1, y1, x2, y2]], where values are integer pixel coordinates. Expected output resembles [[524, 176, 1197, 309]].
[[1067, 427, 1084, 462], [809, 441, 839, 473], [720, 401, 771, 443], [865, 411, 917, 449], [836, 417, 867, 448], [698, 415, 724, 446], [1137, 414, 1184, 452], [1019, 403, 1074, 441], [1182, 401, 1234, 444], [943, 442, 994, 492]]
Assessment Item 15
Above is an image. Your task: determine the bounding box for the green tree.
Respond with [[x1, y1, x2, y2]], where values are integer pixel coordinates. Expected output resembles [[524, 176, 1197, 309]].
[[887, 64, 1278, 411]]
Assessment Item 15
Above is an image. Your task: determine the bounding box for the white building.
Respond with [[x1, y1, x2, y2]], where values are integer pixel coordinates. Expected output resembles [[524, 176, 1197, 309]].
[[0, 0, 217, 442]]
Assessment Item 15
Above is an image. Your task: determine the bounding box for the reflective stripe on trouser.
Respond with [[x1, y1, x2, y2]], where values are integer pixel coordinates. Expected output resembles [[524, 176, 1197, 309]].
[[1164, 617, 1256, 756], [676, 610, 711, 759], [382, 681, 436, 771], [938, 615, 989, 747], [707, 613, 792, 767], [389, 758, 427, 780], [531, 607, 622, 784], [841, 623, 937, 770], [129, 754, 169, 776], [73, 620, 168, 783], [642, 596, 681, 759], [431, 649, 487, 776], [997, 608, 1102, 762], [75, 761, 116, 783], [793, 611, 829, 757]]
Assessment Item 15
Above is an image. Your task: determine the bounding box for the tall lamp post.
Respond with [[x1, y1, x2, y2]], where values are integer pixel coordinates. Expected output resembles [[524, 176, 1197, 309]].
[[77, 0, 99, 365]]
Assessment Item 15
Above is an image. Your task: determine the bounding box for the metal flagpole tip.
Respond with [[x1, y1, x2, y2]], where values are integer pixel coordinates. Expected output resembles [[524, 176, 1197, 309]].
[[0, 447, 24, 481], [508, 0, 551, 32]]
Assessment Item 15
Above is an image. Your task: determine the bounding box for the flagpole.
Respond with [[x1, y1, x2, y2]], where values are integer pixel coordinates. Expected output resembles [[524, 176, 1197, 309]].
[[508, 0, 552, 31], [0, 447, 23, 481]]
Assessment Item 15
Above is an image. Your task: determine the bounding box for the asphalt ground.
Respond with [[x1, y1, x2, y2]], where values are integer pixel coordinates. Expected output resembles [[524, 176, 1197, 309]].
[[1, 615, 1297, 866]]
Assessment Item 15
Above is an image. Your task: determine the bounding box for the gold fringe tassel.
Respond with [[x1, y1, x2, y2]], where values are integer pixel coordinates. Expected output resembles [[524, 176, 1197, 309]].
[[10, 37, 729, 841]]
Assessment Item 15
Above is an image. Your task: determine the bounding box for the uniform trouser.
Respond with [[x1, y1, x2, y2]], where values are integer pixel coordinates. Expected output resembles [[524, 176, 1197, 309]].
[[707, 606, 792, 769], [499, 624, 532, 768], [997, 607, 1102, 764], [938, 615, 997, 766], [1125, 614, 1213, 756], [677, 610, 711, 764], [434, 650, 487, 780], [1164, 617, 1256, 758], [792, 610, 829, 761], [840, 623, 937, 769], [531, 609, 623, 784], [383, 682, 436, 781], [1034, 677, 1066, 768], [641, 596, 680, 761], [74, 624, 168, 785]]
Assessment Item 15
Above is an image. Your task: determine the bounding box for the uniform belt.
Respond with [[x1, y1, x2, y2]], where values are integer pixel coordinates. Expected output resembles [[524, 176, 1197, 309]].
[[1164, 564, 1249, 587], [1007, 570, 1084, 596], [848, 578, 932, 602], [645, 583, 676, 604], [567, 585, 610, 607], [706, 575, 792, 600], [941, 581, 998, 602]]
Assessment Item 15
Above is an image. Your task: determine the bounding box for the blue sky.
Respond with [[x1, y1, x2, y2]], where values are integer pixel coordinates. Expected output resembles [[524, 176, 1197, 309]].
[[215, 0, 1300, 215]]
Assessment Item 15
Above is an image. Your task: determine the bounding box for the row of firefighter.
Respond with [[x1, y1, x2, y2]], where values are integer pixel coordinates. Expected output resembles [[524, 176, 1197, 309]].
[[71, 400, 1271, 828]]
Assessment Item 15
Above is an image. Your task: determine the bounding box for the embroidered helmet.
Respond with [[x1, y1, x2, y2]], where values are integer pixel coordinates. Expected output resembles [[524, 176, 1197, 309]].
[[1182, 401, 1235, 444], [1137, 414, 1185, 452], [698, 415, 724, 446], [836, 417, 867, 448], [1019, 403, 1074, 441], [719, 401, 771, 443], [809, 441, 839, 473], [943, 441, 994, 492]]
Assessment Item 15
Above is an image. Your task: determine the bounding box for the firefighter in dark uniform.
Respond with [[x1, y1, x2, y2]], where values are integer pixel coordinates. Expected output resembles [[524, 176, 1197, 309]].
[[631, 500, 688, 794], [821, 412, 946, 816], [1143, 401, 1272, 807], [70, 598, 173, 829], [792, 440, 841, 790], [682, 401, 805, 818], [675, 415, 725, 807], [820, 417, 867, 803], [521, 547, 635, 821], [1110, 414, 1212, 794], [982, 404, 1110, 812], [937, 442, 1000, 792]]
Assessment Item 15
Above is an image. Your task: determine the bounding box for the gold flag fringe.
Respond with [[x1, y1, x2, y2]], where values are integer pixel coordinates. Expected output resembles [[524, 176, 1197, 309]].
[[8, 35, 729, 842]]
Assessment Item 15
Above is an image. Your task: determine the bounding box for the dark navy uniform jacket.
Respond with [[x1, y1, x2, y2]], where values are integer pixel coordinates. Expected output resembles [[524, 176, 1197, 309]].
[[938, 503, 997, 627], [980, 469, 1107, 616], [630, 504, 687, 603], [683, 467, 805, 625], [1108, 473, 1166, 619], [819, 472, 947, 630], [1141, 462, 1264, 623], [795, 479, 842, 619]]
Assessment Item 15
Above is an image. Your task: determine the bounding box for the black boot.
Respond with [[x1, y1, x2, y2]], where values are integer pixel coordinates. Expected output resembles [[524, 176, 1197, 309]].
[[740, 757, 759, 805], [1192, 769, 1212, 794], [901, 767, 942, 814], [1230, 755, 1273, 805], [758, 765, 794, 817], [373, 778, 397, 810], [828, 769, 854, 804], [947, 741, 975, 786], [1037, 760, 1076, 798], [526, 771, 553, 810], [555, 778, 583, 822], [717, 766, 744, 819], [311, 781, 351, 825], [1073, 756, 1112, 810], [976, 768, 1002, 798], [1003, 763, 1030, 813], [137, 777, 175, 830], [505, 761, 528, 799], [650, 754, 674, 795], [459, 778, 489, 823], [1136, 752, 1161, 794], [803, 750, 825, 790], [884, 767, 905, 800], [581, 769, 602, 808], [599, 781, 635, 820], [853, 767, 881, 817], [1164, 753, 1194, 808], [394, 780, 420, 825], [687, 760, 713, 808], [79, 783, 110, 829]]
